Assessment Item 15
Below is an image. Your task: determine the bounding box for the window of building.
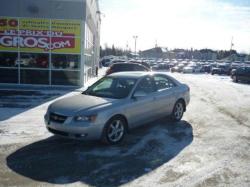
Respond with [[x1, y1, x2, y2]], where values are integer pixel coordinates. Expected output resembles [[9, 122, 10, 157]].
[[51, 54, 80, 70], [19, 53, 49, 68], [20, 69, 49, 85], [0, 69, 18, 83], [0, 16, 100, 86], [0, 52, 18, 67], [51, 70, 80, 86]]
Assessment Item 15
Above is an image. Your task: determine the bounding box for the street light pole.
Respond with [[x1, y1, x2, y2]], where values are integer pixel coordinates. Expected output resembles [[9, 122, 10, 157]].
[[133, 35, 138, 58]]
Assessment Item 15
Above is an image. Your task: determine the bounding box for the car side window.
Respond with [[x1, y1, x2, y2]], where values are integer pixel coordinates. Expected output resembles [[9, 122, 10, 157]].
[[153, 75, 176, 91], [135, 77, 156, 95]]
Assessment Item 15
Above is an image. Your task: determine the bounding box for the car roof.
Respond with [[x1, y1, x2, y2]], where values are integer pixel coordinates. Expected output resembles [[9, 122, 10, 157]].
[[107, 71, 172, 79], [111, 62, 144, 67], [107, 71, 150, 78]]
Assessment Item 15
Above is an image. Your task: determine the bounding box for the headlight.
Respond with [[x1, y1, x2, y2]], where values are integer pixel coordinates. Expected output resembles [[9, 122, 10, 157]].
[[74, 114, 97, 122]]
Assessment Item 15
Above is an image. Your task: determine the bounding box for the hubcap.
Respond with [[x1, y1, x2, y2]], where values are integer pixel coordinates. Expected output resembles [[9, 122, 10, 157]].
[[107, 120, 124, 142], [174, 103, 184, 120]]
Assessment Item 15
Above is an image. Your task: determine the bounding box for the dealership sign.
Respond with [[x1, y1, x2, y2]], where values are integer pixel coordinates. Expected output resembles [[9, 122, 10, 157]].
[[0, 17, 81, 53], [0, 36, 75, 51]]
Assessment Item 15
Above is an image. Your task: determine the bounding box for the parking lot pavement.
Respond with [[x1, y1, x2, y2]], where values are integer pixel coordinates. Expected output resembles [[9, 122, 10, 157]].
[[0, 73, 250, 187]]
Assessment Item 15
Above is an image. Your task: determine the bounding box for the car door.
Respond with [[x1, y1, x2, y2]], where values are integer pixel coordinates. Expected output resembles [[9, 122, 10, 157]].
[[244, 68, 250, 81], [124, 76, 158, 128], [238, 68, 246, 81], [153, 74, 178, 117]]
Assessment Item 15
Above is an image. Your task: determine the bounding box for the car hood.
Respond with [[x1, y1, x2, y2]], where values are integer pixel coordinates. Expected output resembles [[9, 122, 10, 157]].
[[49, 94, 117, 116]]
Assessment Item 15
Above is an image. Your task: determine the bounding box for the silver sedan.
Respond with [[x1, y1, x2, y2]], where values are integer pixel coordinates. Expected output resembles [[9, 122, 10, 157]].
[[44, 72, 190, 144]]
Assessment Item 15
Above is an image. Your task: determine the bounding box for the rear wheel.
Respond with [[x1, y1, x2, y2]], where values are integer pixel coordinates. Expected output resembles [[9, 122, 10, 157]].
[[171, 101, 184, 121], [102, 116, 126, 145]]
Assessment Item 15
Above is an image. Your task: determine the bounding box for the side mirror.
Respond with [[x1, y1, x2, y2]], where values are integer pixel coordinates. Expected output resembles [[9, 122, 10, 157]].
[[133, 91, 147, 98]]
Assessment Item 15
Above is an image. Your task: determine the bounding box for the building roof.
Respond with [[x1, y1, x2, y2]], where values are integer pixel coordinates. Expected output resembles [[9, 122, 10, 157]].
[[141, 47, 168, 54]]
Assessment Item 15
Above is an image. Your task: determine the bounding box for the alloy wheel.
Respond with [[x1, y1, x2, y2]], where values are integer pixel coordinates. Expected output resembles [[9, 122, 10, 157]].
[[174, 102, 184, 121], [107, 119, 125, 143]]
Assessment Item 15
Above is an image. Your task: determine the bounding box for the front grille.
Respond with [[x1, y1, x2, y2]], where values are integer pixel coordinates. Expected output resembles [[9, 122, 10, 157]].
[[48, 127, 69, 137], [49, 112, 67, 123]]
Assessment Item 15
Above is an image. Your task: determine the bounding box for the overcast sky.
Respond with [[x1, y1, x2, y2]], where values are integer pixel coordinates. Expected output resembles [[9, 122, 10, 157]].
[[99, 0, 250, 53]]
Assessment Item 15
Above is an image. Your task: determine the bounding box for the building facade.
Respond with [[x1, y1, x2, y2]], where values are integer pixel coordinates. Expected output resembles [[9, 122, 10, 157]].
[[0, 0, 101, 87], [140, 47, 168, 59]]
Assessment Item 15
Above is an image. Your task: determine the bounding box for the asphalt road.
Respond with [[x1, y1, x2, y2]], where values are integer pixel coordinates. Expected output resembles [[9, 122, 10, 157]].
[[0, 73, 249, 187]]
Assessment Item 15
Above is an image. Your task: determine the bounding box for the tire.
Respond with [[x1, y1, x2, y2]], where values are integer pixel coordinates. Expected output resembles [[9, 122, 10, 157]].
[[101, 116, 126, 145], [171, 101, 185, 122]]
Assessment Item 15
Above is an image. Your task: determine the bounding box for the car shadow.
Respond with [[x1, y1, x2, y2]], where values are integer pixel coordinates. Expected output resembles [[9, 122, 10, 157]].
[[0, 89, 73, 121], [6, 119, 193, 187]]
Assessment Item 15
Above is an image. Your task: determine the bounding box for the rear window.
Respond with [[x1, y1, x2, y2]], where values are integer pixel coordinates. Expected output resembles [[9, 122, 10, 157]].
[[111, 64, 131, 71], [134, 65, 148, 71]]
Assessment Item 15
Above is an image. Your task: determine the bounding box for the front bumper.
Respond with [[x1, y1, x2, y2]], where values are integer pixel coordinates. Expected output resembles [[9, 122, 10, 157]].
[[44, 113, 104, 140]]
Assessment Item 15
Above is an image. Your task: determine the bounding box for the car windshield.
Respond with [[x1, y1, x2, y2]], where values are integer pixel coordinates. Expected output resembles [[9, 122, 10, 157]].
[[83, 77, 137, 99]]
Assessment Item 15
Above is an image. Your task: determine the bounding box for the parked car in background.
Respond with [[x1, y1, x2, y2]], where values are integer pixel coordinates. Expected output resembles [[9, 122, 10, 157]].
[[157, 63, 170, 71], [106, 62, 150, 75], [170, 64, 185, 73], [130, 60, 151, 69], [231, 66, 250, 83], [202, 65, 212, 73], [100, 56, 115, 67], [44, 72, 190, 144], [211, 64, 231, 75], [182, 66, 194, 73], [211, 67, 224, 75], [110, 59, 127, 64], [152, 64, 160, 71], [230, 63, 242, 72]]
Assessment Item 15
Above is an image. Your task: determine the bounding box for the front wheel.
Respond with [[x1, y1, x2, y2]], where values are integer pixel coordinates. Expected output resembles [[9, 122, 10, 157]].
[[102, 116, 126, 145], [171, 101, 185, 121]]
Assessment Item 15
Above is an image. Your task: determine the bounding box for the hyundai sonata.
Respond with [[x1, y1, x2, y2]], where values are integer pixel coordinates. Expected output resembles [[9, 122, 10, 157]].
[[44, 72, 190, 144]]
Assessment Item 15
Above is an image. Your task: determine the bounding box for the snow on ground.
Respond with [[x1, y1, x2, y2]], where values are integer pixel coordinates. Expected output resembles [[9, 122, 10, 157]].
[[0, 71, 250, 187], [0, 68, 107, 145], [0, 90, 77, 145]]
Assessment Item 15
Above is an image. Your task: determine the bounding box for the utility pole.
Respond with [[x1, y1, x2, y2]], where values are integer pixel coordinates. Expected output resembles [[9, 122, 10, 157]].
[[133, 35, 138, 58], [230, 36, 234, 61], [230, 36, 234, 51]]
